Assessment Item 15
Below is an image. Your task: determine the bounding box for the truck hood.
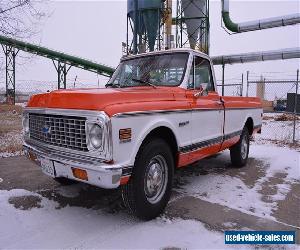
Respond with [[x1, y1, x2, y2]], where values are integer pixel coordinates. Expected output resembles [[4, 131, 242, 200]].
[[27, 87, 185, 115]]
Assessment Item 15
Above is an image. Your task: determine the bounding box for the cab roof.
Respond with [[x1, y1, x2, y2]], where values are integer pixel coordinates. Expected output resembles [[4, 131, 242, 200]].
[[121, 48, 210, 61]]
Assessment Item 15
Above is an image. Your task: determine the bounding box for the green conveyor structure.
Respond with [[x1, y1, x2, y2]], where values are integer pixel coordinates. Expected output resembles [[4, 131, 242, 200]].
[[0, 34, 115, 77]]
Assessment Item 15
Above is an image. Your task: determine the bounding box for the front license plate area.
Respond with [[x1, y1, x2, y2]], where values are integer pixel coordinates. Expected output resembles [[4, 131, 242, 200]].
[[40, 158, 55, 177]]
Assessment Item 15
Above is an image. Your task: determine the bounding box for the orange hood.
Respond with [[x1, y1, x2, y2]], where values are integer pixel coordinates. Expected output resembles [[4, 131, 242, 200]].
[[27, 87, 188, 116]]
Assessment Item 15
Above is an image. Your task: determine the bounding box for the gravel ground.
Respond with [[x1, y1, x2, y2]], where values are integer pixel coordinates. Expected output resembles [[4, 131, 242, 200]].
[[0, 104, 24, 158]]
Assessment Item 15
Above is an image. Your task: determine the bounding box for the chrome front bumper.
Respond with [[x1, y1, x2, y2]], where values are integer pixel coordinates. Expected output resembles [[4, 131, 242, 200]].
[[23, 143, 123, 189]]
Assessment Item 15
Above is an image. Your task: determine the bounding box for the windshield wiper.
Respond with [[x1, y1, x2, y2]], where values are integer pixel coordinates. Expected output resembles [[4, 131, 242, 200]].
[[131, 78, 157, 88], [105, 83, 121, 88]]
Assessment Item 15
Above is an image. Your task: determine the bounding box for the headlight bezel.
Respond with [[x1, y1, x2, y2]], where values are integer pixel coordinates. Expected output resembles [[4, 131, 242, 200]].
[[86, 120, 104, 152], [85, 113, 113, 160]]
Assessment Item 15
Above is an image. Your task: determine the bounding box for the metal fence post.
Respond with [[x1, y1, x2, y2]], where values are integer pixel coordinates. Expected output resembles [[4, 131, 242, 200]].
[[222, 63, 225, 96], [246, 71, 249, 97], [293, 69, 299, 143], [241, 73, 243, 96]]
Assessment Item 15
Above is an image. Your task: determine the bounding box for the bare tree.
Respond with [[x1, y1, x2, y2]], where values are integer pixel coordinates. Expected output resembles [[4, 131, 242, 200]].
[[0, 0, 48, 39], [0, 0, 49, 80]]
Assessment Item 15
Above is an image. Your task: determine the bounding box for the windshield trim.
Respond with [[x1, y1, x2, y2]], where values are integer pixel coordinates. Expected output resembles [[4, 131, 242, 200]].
[[108, 52, 190, 88]]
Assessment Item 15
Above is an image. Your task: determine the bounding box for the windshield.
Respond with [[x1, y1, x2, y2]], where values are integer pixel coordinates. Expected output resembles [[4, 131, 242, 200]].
[[107, 52, 189, 88]]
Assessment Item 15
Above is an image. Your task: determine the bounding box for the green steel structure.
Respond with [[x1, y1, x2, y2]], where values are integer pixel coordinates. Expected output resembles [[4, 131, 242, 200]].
[[0, 34, 115, 104]]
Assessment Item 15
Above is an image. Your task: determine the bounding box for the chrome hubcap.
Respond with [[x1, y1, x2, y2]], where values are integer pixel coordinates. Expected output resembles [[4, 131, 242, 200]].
[[144, 155, 168, 204], [241, 135, 248, 159]]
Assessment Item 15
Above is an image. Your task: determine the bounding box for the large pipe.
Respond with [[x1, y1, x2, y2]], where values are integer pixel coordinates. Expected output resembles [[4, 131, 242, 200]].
[[0, 35, 115, 76], [164, 0, 172, 49], [222, 0, 300, 33], [212, 47, 300, 65]]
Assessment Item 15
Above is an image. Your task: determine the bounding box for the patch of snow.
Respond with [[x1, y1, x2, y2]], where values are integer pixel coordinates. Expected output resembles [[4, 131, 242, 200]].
[[0, 189, 241, 249], [222, 222, 238, 227], [178, 170, 276, 220], [0, 151, 24, 158], [15, 102, 27, 108], [250, 144, 299, 181], [176, 144, 299, 222]]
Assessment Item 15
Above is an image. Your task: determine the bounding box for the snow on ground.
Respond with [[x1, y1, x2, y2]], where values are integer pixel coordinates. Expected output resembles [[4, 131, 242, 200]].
[[0, 143, 298, 249], [175, 143, 299, 222], [0, 189, 243, 250]]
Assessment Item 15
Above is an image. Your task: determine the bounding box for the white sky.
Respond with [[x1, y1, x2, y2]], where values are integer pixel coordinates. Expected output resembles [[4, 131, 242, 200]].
[[0, 0, 299, 95]]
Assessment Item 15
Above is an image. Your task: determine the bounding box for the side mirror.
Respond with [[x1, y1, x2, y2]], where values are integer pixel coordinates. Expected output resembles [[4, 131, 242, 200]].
[[194, 85, 204, 98]]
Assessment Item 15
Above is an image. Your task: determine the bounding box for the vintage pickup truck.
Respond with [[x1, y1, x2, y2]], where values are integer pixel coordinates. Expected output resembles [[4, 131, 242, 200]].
[[23, 49, 262, 220]]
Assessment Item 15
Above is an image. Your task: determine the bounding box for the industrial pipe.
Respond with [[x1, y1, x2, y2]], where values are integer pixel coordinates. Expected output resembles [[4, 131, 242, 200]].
[[222, 0, 300, 33], [212, 47, 300, 65]]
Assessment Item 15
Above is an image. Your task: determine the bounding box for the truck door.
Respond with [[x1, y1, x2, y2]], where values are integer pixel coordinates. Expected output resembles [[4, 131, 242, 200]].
[[187, 55, 224, 162]]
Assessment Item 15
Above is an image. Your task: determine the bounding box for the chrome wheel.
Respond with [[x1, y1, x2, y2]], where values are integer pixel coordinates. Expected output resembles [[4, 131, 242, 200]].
[[241, 134, 248, 160], [144, 155, 168, 204]]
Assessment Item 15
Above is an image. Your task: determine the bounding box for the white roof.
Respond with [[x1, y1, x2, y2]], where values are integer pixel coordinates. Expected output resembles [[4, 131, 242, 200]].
[[121, 48, 210, 61]]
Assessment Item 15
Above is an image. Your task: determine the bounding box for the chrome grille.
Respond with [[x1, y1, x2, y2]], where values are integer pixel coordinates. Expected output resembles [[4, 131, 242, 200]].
[[29, 113, 88, 152]]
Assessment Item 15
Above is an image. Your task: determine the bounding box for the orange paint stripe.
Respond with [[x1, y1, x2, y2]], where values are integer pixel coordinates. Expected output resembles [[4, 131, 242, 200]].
[[219, 135, 240, 152], [178, 135, 241, 168], [178, 142, 221, 167]]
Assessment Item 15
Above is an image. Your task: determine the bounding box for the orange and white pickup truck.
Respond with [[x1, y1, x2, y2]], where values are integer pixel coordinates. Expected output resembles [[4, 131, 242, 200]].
[[23, 49, 262, 220]]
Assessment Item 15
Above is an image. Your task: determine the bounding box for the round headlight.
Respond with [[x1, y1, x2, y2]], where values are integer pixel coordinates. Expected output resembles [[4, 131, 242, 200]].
[[89, 124, 103, 149], [22, 113, 29, 134]]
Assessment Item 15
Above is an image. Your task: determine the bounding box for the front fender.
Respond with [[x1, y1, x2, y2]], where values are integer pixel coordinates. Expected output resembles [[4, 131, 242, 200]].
[[110, 114, 183, 167]]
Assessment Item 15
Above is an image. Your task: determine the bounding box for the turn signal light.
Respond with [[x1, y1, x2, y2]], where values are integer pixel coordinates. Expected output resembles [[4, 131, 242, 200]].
[[71, 167, 88, 181], [119, 128, 132, 141]]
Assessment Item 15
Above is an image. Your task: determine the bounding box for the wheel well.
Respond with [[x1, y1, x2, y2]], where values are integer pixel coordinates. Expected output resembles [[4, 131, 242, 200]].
[[140, 126, 178, 166], [245, 117, 254, 135]]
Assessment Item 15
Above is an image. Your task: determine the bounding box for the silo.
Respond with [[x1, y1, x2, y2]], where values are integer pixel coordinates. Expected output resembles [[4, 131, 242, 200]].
[[181, 0, 208, 50], [139, 0, 162, 51], [127, 0, 163, 53]]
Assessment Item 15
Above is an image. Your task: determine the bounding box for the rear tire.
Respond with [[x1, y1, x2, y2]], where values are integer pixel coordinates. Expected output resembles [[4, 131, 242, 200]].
[[230, 127, 250, 168], [121, 138, 174, 220]]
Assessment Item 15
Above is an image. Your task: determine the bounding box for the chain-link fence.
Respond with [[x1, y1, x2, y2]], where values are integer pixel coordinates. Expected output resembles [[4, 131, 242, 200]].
[[0, 75, 109, 103], [218, 70, 300, 144]]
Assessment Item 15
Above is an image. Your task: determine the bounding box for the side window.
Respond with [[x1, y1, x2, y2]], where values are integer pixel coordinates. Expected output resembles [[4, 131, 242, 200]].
[[188, 56, 214, 91]]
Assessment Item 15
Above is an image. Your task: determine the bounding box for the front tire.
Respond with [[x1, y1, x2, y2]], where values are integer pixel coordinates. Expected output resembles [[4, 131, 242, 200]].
[[230, 127, 250, 168], [121, 138, 174, 220]]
